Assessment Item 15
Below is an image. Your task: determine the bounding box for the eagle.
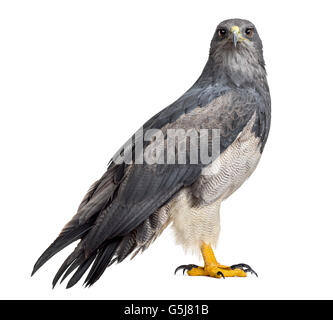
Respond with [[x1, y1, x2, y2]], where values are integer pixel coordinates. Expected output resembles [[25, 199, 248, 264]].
[[32, 18, 271, 287]]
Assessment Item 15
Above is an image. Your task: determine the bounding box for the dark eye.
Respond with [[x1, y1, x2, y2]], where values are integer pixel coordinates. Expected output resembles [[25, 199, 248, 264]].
[[218, 28, 227, 39], [245, 28, 254, 38]]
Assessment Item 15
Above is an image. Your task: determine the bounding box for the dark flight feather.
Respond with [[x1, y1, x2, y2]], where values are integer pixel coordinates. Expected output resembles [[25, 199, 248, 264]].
[[31, 223, 92, 276]]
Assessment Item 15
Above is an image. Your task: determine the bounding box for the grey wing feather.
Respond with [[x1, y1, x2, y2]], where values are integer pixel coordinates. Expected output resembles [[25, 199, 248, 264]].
[[83, 163, 201, 255], [81, 88, 263, 255]]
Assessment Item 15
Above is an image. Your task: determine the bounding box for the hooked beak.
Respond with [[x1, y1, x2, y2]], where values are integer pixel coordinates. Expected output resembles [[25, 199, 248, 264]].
[[233, 30, 238, 48], [230, 26, 240, 48]]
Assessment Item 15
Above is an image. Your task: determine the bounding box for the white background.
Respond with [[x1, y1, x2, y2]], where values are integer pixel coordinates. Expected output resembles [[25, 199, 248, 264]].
[[1, 0, 333, 300]]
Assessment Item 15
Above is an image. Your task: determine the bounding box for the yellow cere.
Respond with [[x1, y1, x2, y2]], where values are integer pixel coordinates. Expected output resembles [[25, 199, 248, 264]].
[[230, 25, 240, 33], [230, 25, 247, 42]]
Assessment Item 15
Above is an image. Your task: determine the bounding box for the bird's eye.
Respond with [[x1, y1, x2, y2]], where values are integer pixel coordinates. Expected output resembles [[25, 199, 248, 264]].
[[245, 28, 254, 38], [218, 28, 227, 39]]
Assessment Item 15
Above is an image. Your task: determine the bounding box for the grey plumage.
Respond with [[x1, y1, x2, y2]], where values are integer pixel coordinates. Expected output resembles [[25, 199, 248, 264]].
[[32, 18, 270, 287]]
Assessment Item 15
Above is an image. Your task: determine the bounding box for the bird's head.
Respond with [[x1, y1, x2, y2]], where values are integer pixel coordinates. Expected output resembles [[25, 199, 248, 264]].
[[209, 18, 264, 63], [202, 18, 266, 85]]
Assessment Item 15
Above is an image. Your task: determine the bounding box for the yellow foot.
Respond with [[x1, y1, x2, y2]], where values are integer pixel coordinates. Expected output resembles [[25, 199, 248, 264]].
[[175, 263, 257, 278], [174, 243, 258, 278]]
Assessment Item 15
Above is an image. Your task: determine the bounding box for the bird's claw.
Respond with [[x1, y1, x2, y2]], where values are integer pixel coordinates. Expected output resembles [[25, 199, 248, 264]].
[[216, 271, 225, 279], [174, 264, 198, 275], [230, 263, 258, 277]]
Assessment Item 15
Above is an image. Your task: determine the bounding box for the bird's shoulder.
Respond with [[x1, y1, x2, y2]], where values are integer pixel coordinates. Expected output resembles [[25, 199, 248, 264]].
[[143, 84, 264, 132]]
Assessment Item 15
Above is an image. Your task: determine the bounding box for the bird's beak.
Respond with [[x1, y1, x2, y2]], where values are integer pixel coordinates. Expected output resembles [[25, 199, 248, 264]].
[[230, 26, 240, 48]]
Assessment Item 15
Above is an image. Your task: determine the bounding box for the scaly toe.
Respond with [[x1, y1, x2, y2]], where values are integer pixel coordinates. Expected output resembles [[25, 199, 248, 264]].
[[217, 264, 232, 270], [221, 267, 247, 277], [185, 265, 225, 278], [205, 265, 225, 278]]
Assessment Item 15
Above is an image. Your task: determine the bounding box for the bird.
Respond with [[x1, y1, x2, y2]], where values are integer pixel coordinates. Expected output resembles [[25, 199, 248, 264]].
[[32, 18, 271, 288]]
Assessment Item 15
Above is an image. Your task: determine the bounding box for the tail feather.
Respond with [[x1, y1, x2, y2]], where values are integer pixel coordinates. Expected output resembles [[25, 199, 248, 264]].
[[32, 215, 161, 287], [31, 223, 92, 276], [49, 239, 121, 288], [66, 254, 96, 289], [52, 246, 84, 288], [60, 255, 85, 285], [84, 240, 120, 287], [32, 164, 129, 287]]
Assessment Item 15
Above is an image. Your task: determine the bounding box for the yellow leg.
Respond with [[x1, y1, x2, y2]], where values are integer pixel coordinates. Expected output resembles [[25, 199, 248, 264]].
[[175, 243, 257, 278]]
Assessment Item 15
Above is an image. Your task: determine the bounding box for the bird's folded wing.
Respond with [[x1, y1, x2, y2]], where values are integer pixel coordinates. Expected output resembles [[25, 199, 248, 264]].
[[83, 163, 201, 255], [76, 88, 264, 255]]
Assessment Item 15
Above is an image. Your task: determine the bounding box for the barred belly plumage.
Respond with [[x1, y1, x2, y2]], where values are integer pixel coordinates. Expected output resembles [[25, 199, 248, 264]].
[[170, 113, 262, 251]]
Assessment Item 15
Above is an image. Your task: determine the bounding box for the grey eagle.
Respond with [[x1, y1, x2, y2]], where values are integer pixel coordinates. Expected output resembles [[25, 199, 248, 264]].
[[32, 18, 270, 287]]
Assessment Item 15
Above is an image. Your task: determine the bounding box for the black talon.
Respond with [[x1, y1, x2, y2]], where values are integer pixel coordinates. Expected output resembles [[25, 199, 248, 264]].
[[230, 263, 258, 277], [174, 264, 198, 275], [217, 271, 225, 279]]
